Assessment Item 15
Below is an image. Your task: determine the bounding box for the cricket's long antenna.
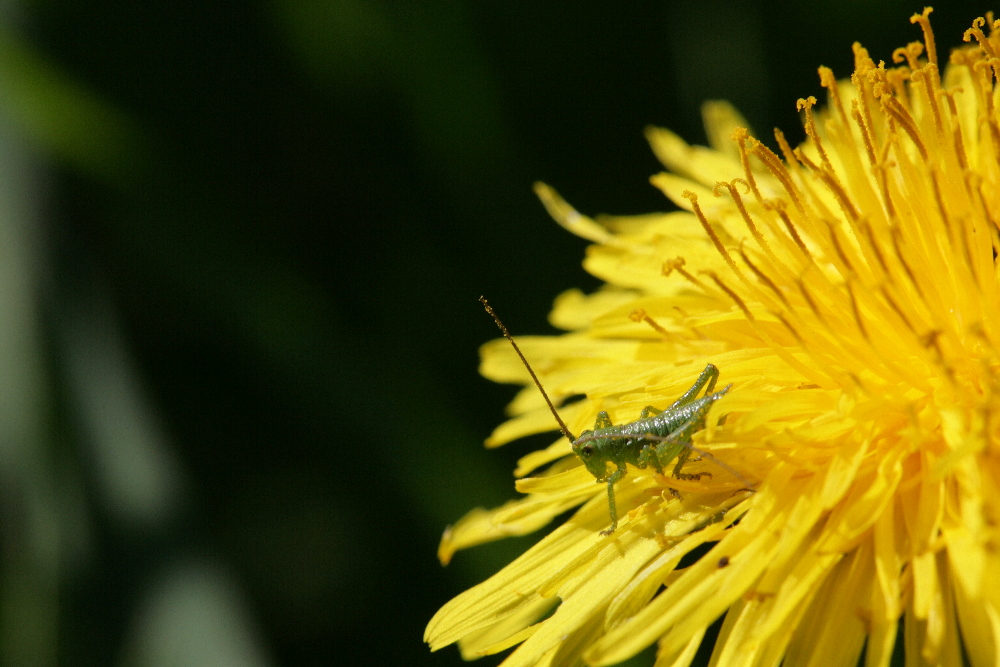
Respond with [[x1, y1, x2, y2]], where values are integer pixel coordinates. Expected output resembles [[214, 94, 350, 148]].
[[480, 296, 578, 442]]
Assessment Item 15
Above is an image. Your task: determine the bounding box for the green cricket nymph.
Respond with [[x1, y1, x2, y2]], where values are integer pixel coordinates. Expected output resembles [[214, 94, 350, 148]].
[[481, 297, 743, 535]]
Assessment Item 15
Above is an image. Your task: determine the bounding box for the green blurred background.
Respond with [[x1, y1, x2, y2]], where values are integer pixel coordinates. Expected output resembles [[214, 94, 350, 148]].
[[0, 2, 988, 666]]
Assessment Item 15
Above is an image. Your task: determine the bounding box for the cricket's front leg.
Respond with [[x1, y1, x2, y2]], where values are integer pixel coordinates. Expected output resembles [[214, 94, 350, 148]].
[[600, 465, 627, 536]]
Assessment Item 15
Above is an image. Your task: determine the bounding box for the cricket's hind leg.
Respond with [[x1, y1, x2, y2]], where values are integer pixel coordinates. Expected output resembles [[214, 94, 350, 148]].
[[641, 365, 720, 419], [666, 364, 720, 411], [656, 402, 720, 481]]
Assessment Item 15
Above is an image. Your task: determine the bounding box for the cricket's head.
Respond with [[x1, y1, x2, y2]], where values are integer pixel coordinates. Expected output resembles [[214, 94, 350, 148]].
[[572, 432, 609, 481]]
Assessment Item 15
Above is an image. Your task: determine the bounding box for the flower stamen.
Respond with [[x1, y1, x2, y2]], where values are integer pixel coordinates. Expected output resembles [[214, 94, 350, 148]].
[[753, 139, 809, 217], [845, 279, 869, 342], [860, 218, 891, 278], [819, 67, 849, 127], [714, 179, 770, 253], [879, 285, 916, 334], [889, 226, 924, 300], [682, 190, 741, 278], [796, 277, 826, 325], [797, 97, 834, 175], [628, 308, 677, 342], [873, 143, 899, 220], [738, 246, 788, 307], [767, 199, 812, 257], [964, 17, 997, 60], [662, 257, 713, 294], [892, 41, 924, 72], [732, 128, 764, 202], [816, 167, 861, 225], [911, 65, 946, 138], [705, 270, 828, 387], [851, 100, 879, 167], [773, 128, 799, 168], [824, 219, 857, 276], [911, 7, 939, 67], [941, 90, 969, 171], [880, 95, 929, 160]]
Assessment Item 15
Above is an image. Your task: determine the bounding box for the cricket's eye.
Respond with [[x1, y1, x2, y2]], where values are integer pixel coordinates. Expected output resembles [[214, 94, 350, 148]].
[[581, 445, 594, 456]]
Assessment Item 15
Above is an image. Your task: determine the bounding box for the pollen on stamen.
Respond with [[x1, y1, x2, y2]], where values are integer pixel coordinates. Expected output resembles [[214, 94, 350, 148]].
[[892, 41, 924, 71], [662, 257, 713, 294], [797, 96, 835, 174], [772, 128, 799, 168], [682, 190, 740, 276], [629, 308, 675, 341], [765, 199, 811, 257], [731, 127, 763, 201], [753, 140, 807, 215], [714, 179, 767, 250], [882, 96, 929, 160], [818, 67, 847, 126], [911, 7, 939, 66], [850, 101, 879, 167]]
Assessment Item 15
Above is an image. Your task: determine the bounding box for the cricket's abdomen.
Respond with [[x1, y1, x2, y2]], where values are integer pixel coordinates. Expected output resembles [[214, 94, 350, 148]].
[[592, 394, 724, 466]]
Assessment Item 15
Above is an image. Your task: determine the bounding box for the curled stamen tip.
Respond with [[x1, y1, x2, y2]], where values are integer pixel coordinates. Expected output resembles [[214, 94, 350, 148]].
[[713, 179, 750, 198], [730, 126, 749, 141], [629, 308, 647, 322], [796, 96, 817, 111], [972, 59, 997, 73], [682, 190, 698, 203], [964, 18, 987, 43], [662, 257, 686, 276]]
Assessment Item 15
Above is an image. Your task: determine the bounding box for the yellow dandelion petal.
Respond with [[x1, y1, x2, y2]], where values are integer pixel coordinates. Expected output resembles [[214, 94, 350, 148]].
[[428, 9, 1000, 667]]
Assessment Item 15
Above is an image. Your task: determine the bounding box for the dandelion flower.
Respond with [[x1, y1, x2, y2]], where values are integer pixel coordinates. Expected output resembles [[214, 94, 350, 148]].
[[426, 9, 1000, 666]]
